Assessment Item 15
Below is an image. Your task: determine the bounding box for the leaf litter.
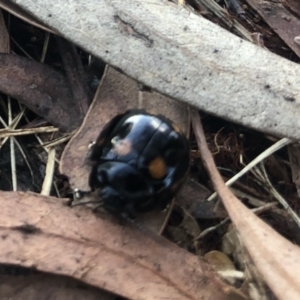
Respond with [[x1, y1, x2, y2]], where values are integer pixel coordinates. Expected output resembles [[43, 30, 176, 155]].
[[1, 0, 300, 299]]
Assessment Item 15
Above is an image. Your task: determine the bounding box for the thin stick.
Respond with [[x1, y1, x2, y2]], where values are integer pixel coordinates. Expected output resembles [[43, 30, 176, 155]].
[[191, 109, 300, 300], [255, 163, 300, 229], [41, 147, 56, 195], [207, 137, 292, 201], [8, 99, 17, 190], [0, 126, 59, 138]]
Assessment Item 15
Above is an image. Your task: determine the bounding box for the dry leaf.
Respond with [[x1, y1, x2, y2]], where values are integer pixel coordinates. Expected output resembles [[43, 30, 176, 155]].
[[285, 0, 300, 15], [223, 227, 275, 300], [177, 178, 227, 219], [0, 190, 244, 300], [165, 204, 201, 251], [9, 0, 300, 140], [0, 9, 9, 53], [59, 66, 189, 233], [204, 251, 235, 272], [60, 66, 189, 191], [0, 273, 114, 300], [191, 110, 300, 300], [0, 54, 82, 132], [288, 144, 300, 198], [245, 0, 300, 58]]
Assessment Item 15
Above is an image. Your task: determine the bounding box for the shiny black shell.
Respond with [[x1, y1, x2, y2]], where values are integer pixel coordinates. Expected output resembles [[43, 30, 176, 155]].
[[88, 110, 190, 217]]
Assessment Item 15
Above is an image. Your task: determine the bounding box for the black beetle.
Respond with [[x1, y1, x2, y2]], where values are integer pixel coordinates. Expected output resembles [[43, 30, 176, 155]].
[[85, 110, 190, 218]]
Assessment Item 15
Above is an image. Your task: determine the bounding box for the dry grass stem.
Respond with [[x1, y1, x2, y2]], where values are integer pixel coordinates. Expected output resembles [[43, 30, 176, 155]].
[[41, 147, 56, 196], [207, 137, 292, 201], [0, 1, 55, 33], [194, 0, 252, 40], [39, 133, 74, 148], [7, 99, 17, 191], [0, 126, 59, 138], [252, 163, 300, 228], [191, 109, 300, 300], [217, 270, 245, 280], [40, 32, 50, 63], [158, 198, 175, 235], [196, 202, 277, 240]]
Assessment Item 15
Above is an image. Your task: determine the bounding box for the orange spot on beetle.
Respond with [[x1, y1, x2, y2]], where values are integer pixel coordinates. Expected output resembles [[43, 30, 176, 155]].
[[148, 157, 166, 179]]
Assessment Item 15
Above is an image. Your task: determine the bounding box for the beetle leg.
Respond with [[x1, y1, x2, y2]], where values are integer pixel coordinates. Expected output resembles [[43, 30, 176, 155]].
[[123, 202, 137, 220], [92, 202, 104, 212], [71, 188, 103, 206], [73, 188, 89, 199]]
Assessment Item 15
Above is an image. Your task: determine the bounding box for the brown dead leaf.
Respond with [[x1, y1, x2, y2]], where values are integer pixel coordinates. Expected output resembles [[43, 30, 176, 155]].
[[204, 251, 235, 272], [288, 144, 300, 198], [59, 66, 189, 233], [0, 190, 245, 300], [285, 0, 300, 16], [165, 204, 201, 251], [177, 178, 227, 219], [223, 227, 275, 300], [191, 110, 300, 300], [0, 54, 82, 132], [0, 273, 114, 300], [56, 37, 91, 116], [60, 66, 189, 191], [60, 66, 137, 191], [139, 88, 190, 137], [0, 9, 9, 53], [245, 0, 300, 58]]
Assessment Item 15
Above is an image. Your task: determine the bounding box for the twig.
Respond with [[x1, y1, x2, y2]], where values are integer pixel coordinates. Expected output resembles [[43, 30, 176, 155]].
[[158, 198, 175, 236], [8, 99, 17, 190], [41, 147, 56, 195], [191, 109, 300, 300], [195, 202, 277, 240], [17, 103, 60, 164], [0, 126, 59, 138], [207, 137, 292, 201], [0, 108, 25, 148], [40, 32, 50, 63]]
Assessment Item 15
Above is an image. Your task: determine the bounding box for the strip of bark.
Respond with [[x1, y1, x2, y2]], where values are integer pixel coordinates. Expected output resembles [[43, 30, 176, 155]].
[[9, 0, 300, 139]]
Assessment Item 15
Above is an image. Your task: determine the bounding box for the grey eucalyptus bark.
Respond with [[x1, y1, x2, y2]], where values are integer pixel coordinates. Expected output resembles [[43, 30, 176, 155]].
[[10, 0, 300, 139]]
